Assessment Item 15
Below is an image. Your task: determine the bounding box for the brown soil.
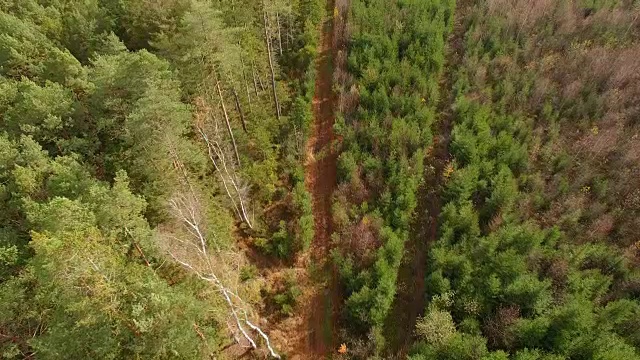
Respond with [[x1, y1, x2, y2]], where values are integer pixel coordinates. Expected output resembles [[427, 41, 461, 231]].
[[270, 2, 340, 359], [383, 1, 470, 357], [303, 0, 340, 356]]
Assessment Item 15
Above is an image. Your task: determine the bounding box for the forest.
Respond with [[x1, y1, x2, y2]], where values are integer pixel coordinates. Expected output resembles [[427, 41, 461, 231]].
[[1, 0, 640, 359]]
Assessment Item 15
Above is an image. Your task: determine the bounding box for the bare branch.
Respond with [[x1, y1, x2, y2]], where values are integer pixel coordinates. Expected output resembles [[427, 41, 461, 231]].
[[161, 185, 278, 358]]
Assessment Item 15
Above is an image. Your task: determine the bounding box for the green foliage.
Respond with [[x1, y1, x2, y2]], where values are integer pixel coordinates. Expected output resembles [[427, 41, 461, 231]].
[[293, 182, 315, 251], [414, 0, 640, 359], [337, 151, 358, 182], [108, 0, 191, 51], [334, 0, 455, 338], [240, 264, 258, 282], [25, 230, 216, 359], [272, 273, 302, 316], [410, 332, 490, 360], [415, 309, 456, 346], [0, 8, 86, 88], [0, 0, 324, 357], [88, 51, 189, 213], [2, 0, 638, 358], [272, 220, 294, 258], [258, 183, 314, 259], [0, 152, 219, 357]]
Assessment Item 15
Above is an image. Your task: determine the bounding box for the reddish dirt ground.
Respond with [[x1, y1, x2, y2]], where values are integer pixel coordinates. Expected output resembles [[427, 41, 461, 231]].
[[270, 2, 339, 359], [303, 0, 339, 357]]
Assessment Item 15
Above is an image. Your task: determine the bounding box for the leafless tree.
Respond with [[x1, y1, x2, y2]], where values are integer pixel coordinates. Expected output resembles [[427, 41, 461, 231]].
[[252, 59, 267, 95], [239, 50, 254, 117], [197, 123, 253, 229], [262, 0, 281, 119], [159, 165, 278, 358], [215, 78, 242, 167], [193, 93, 253, 229], [276, 11, 284, 56], [225, 72, 248, 133]]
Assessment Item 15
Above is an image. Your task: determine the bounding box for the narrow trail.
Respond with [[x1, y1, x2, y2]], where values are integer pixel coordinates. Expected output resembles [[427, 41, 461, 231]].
[[303, 0, 339, 357], [384, 1, 470, 357]]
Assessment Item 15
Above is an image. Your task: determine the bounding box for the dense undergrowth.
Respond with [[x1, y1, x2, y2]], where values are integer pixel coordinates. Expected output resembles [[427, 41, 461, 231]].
[[410, 0, 640, 359], [2, 0, 640, 358], [330, 0, 455, 351]]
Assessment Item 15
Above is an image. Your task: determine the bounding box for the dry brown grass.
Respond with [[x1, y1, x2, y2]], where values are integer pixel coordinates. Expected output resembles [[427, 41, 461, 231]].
[[588, 213, 615, 238], [574, 116, 622, 158], [486, 0, 555, 31]]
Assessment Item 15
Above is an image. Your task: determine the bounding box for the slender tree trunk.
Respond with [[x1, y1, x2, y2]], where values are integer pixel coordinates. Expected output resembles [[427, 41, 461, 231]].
[[288, 14, 294, 51], [257, 68, 267, 93], [197, 125, 253, 228], [197, 127, 242, 220], [222, 69, 247, 132], [165, 190, 275, 355], [284, 14, 291, 51], [250, 60, 260, 97], [231, 82, 248, 133], [276, 12, 283, 56], [239, 52, 253, 115], [216, 79, 242, 168], [262, 3, 281, 120]]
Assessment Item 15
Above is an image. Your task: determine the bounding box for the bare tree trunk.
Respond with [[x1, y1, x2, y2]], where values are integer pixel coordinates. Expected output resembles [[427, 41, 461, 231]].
[[257, 68, 267, 93], [188, 25, 253, 229], [225, 71, 248, 133], [288, 14, 294, 51], [216, 79, 242, 168], [276, 12, 283, 56], [239, 52, 253, 115], [284, 14, 291, 51], [162, 189, 278, 357], [233, 86, 248, 133], [125, 227, 151, 267], [262, 3, 281, 120], [251, 60, 260, 97], [196, 125, 253, 228], [196, 127, 242, 220]]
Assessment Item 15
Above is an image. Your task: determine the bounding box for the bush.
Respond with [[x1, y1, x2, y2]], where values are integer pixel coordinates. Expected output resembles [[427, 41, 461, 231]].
[[273, 274, 302, 316], [293, 182, 314, 251], [337, 151, 358, 183], [271, 220, 294, 259], [240, 264, 258, 282], [334, 0, 456, 338], [415, 309, 456, 346]]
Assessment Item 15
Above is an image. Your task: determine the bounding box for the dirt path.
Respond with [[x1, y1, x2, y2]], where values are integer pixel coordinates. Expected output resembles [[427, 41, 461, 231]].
[[304, 0, 339, 357], [383, 2, 470, 357]]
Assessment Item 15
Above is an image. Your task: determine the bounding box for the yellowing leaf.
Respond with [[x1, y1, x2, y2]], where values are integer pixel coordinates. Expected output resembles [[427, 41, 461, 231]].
[[443, 163, 455, 179]]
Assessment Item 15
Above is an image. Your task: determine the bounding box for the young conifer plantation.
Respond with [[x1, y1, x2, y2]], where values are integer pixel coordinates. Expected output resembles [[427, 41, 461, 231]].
[[1, 0, 640, 359]]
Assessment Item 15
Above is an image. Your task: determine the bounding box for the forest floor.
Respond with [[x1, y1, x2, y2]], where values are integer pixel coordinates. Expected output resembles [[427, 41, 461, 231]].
[[303, 0, 339, 356], [302, 0, 339, 357], [272, 1, 340, 358], [383, 1, 469, 357]]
